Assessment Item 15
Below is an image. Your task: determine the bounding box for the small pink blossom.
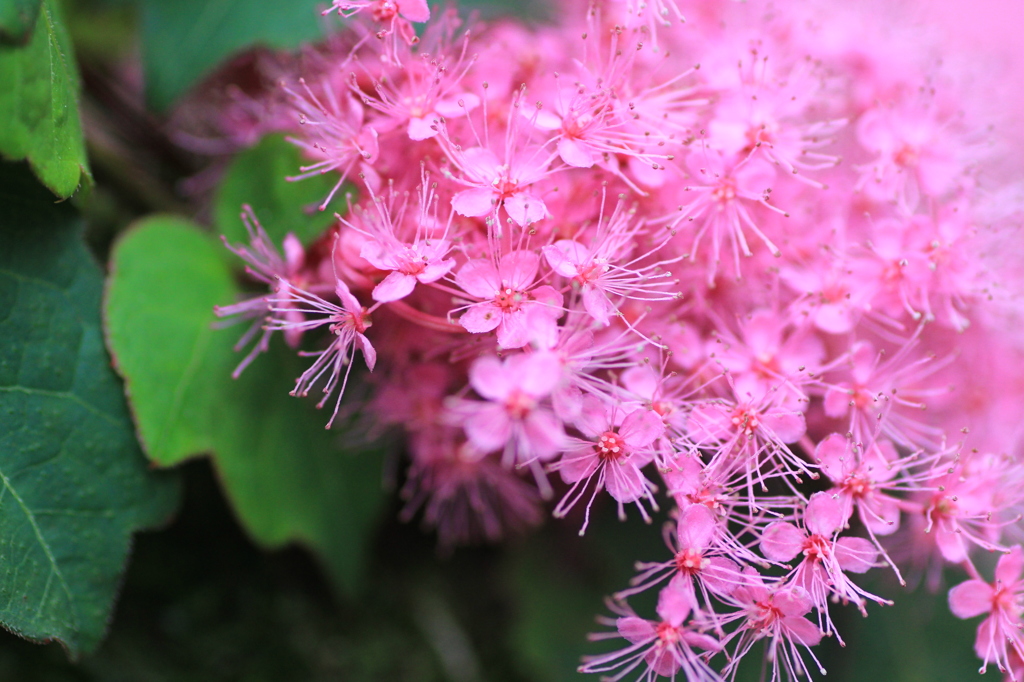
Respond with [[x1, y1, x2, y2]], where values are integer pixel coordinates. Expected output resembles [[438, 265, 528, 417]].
[[455, 251, 563, 349]]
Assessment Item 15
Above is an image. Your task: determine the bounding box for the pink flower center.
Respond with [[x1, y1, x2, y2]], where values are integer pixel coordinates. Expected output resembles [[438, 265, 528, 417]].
[[751, 601, 781, 631], [655, 621, 682, 645], [372, 0, 399, 21], [841, 473, 872, 498], [503, 389, 536, 419], [398, 258, 427, 276], [573, 261, 603, 286], [494, 287, 526, 312], [674, 548, 709, 575], [712, 178, 738, 205], [730, 408, 760, 437], [801, 535, 830, 563], [893, 143, 920, 168], [331, 308, 372, 335], [491, 167, 520, 199], [596, 430, 628, 460]]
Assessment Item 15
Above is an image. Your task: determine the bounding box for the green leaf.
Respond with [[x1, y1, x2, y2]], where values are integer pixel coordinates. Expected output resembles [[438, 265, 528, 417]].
[[139, 0, 326, 112], [0, 163, 179, 655], [104, 217, 387, 592], [214, 133, 340, 247], [0, 0, 90, 198], [0, 0, 41, 45]]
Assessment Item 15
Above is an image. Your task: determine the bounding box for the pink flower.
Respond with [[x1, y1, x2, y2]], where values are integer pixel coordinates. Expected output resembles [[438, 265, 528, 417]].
[[352, 179, 456, 302], [214, 207, 310, 376], [722, 568, 825, 681], [580, 587, 722, 682], [551, 397, 665, 531], [949, 546, 1024, 679], [760, 492, 882, 639], [285, 79, 381, 212], [445, 145, 554, 228], [269, 277, 376, 428], [623, 503, 742, 606], [815, 434, 903, 537], [449, 352, 566, 472], [455, 251, 563, 349]]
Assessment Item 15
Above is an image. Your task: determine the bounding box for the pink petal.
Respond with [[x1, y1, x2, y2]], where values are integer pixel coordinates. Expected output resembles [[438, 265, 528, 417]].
[[468, 355, 512, 401], [529, 285, 564, 311], [460, 147, 501, 180], [621, 366, 659, 400], [616, 617, 655, 644], [656, 584, 692, 627], [398, 0, 430, 22], [760, 522, 804, 562], [452, 188, 496, 217], [460, 303, 502, 334], [434, 93, 480, 118], [498, 250, 541, 290], [682, 632, 722, 652], [815, 303, 855, 335], [335, 278, 362, 313], [521, 409, 566, 461], [529, 108, 563, 132], [464, 404, 511, 452], [835, 536, 877, 573], [575, 395, 610, 438], [496, 312, 531, 349], [557, 447, 599, 484], [582, 285, 614, 326], [646, 648, 681, 678], [283, 233, 305, 272], [627, 156, 666, 188], [996, 546, 1024, 585], [686, 404, 734, 444], [552, 384, 583, 422], [823, 386, 853, 418], [935, 525, 968, 563], [518, 352, 563, 398], [542, 240, 588, 278], [949, 580, 994, 619], [417, 257, 455, 283], [407, 116, 438, 141], [620, 409, 665, 449], [677, 504, 717, 551], [734, 157, 776, 194], [504, 193, 550, 226], [805, 492, 846, 537], [356, 333, 376, 371], [815, 433, 850, 482], [604, 460, 649, 503], [862, 495, 901, 536], [774, 587, 814, 617], [784, 616, 823, 646], [761, 409, 806, 443], [455, 258, 500, 299], [558, 137, 596, 168], [703, 558, 741, 597], [372, 271, 417, 302]]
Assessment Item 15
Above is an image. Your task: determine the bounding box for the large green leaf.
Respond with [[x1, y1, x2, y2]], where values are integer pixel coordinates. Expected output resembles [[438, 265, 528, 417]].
[[0, 163, 178, 655], [214, 133, 340, 247], [139, 0, 325, 112], [104, 217, 387, 591], [0, 0, 40, 44], [0, 0, 89, 198]]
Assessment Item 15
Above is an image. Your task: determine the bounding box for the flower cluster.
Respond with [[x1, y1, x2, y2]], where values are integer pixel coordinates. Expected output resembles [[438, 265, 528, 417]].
[[214, 0, 1024, 679]]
